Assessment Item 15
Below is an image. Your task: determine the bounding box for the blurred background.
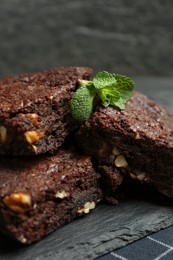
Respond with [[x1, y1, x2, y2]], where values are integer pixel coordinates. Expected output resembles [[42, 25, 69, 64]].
[[0, 0, 173, 77]]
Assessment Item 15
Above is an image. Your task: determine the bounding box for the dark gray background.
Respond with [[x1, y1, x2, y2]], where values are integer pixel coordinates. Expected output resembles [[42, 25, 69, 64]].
[[0, 0, 173, 77]]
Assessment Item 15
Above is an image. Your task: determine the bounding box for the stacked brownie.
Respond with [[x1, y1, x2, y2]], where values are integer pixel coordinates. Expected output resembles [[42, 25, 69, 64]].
[[1, 67, 173, 244], [0, 67, 103, 244], [77, 91, 173, 199], [0, 149, 102, 244], [0, 67, 93, 155]]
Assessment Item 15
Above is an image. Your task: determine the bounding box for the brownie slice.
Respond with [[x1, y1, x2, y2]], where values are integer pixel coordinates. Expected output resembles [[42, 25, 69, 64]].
[[0, 75, 17, 86], [76, 91, 173, 198], [0, 67, 93, 155], [0, 148, 102, 244]]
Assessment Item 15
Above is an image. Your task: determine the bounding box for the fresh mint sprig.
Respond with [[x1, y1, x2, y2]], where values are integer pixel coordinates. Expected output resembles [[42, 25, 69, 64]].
[[69, 71, 134, 122]]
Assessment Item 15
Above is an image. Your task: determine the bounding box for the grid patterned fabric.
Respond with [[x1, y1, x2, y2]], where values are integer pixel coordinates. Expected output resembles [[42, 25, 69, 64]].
[[98, 225, 173, 260]]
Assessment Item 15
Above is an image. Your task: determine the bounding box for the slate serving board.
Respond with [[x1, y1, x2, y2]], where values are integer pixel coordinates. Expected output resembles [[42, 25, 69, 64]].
[[0, 78, 173, 260]]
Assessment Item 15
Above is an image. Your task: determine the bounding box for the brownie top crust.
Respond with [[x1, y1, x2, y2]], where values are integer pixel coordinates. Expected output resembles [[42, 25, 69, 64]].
[[0, 76, 17, 86], [76, 90, 173, 199], [91, 91, 173, 149], [0, 67, 93, 116]]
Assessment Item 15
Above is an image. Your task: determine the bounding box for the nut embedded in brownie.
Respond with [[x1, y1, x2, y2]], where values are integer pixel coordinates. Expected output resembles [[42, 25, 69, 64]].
[[0, 67, 93, 155], [76, 91, 173, 198], [0, 148, 102, 244]]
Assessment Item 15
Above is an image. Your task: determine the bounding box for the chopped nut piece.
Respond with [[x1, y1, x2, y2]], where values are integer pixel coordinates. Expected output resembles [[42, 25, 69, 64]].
[[33, 203, 37, 209], [24, 130, 44, 144], [78, 201, 96, 214], [19, 113, 39, 126], [3, 192, 32, 213], [137, 173, 146, 181], [55, 190, 69, 199], [112, 146, 121, 156], [0, 126, 7, 144], [32, 145, 38, 154], [18, 235, 27, 243], [28, 113, 39, 126], [114, 155, 128, 168], [130, 172, 137, 179], [135, 132, 141, 140]]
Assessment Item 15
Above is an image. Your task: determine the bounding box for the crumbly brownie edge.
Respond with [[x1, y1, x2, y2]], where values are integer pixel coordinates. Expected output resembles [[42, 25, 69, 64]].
[[0, 67, 93, 155], [0, 188, 101, 244], [76, 91, 173, 198], [0, 148, 102, 243]]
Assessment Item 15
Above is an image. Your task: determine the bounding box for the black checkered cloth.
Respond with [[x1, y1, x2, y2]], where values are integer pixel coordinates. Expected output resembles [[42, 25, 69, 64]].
[[98, 225, 173, 260]]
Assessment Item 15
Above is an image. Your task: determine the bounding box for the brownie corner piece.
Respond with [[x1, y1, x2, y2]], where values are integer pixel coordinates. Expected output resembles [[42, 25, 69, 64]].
[[0, 148, 102, 244], [0, 66, 93, 155], [76, 91, 173, 199]]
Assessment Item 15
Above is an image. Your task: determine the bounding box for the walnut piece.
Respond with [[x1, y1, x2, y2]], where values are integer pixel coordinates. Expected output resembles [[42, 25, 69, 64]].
[[130, 172, 137, 179], [32, 145, 38, 154], [27, 113, 39, 126], [114, 155, 128, 168], [55, 190, 69, 199], [137, 172, 146, 181], [24, 130, 44, 144], [78, 201, 96, 214], [3, 192, 32, 213], [0, 126, 7, 144], [135, 132, 141, 140], [19, 113, 39, 126]]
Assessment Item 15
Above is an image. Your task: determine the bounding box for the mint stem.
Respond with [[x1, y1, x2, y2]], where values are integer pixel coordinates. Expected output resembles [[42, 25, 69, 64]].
[[78, 79, 91, 86]]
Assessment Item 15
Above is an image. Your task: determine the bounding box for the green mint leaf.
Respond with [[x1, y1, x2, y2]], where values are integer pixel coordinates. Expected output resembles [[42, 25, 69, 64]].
[[96, 74, 134, 109], [97, 86, 123, 108], [93, 71, 117, 90], [112, 74, 134, 102], [69, 85, 95, 122], [69, 71, 134, 122]]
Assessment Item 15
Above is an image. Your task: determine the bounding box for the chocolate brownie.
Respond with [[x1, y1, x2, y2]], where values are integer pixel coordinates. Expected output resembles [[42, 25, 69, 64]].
[[0, 67, 93, 155], [77, 91, 173, 198], [0, 148, 102, 244], [0, 76, 17, 86]]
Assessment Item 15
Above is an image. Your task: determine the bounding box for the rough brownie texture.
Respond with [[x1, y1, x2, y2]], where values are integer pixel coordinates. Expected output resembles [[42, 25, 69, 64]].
[[0, 67, 93, 155], [97, 165, 123, 205], [0, 75, 18, 86], [0, 148, 102, 244], [77, 91, 173, 198]]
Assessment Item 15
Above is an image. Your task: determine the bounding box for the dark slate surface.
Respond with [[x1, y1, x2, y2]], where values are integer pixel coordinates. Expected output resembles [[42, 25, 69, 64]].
[[0, 0, 173, 76], [0, 78, 173, 260], [1, 199, 173, 260], [98, 225, 173, 260]]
